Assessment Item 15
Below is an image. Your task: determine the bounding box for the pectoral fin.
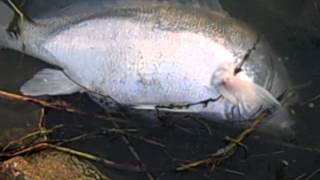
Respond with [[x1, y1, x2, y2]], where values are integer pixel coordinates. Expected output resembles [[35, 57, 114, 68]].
[[20, 68, 83, 96]]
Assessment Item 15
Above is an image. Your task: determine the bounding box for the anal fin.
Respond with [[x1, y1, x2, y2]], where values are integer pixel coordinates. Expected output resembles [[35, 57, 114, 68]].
[[20, 68, 83, 96]]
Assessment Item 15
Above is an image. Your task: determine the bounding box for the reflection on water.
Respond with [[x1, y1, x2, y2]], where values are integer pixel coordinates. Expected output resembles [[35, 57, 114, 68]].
[[0, 0, 320, 179]]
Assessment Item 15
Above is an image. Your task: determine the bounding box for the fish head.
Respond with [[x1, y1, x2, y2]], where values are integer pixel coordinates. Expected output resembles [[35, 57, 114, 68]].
[[211, 62, 283, 118], [210, 60, 296, 139]]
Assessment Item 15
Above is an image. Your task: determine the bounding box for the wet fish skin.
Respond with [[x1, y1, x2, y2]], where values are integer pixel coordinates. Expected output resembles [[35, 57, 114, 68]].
[[2, 5, 257, 64], [0, 4, 290, 124]]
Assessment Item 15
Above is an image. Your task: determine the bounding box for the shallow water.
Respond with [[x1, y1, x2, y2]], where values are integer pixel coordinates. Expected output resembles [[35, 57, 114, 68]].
[[0, 0, 320, 179]]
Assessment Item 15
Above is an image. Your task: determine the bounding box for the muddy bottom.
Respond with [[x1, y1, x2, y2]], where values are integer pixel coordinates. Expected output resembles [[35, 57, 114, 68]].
[[0, 150, 110, 180]]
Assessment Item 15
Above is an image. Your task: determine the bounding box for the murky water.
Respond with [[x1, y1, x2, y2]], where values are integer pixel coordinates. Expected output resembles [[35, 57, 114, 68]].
[[0, 0, 319, 179]]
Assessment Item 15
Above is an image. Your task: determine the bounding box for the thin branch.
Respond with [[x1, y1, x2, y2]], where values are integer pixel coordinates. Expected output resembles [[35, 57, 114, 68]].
[[0, 90, 126, 123], [176, 111, 269, 171], [1, 142, 144, 172], [111, 119, 156, 180], [304, 167, 320, 180], [1, 125, 64, 152], [251, 137, 320, 154], [6, 0, 24, 22]]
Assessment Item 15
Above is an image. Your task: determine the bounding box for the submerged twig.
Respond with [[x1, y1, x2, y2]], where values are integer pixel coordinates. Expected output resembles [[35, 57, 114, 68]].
[[156, 96, 222, 110], [222, 168, 245, 176], [304, 167, 320, 180], [111, 118, 156, 180], [280, 81, 313, 105], [0, 89, 158, 177], [6, 0, 24, 21], [192, 117, 213, 135], [52, 128, 165, 149], [50, 144, 145, 173], [1, 142, 144, 172], [251, 136, 320, 154], [176, 111, 269, 171], [293, 173, 308, 180], [1, 124, 64, 152], [246, 150, 285, 159], [37, 108, 46, 130], [300, 93, 320, 106], [112, 131, 166, 148], [0, 90, 126, 123]]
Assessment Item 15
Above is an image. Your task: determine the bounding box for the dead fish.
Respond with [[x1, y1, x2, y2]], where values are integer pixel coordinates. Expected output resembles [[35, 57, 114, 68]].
[[0, 0, 294, 134]]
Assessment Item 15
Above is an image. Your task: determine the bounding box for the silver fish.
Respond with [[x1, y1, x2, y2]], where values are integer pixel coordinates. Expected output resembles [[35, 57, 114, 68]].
[[0, 0, 293, 133]]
